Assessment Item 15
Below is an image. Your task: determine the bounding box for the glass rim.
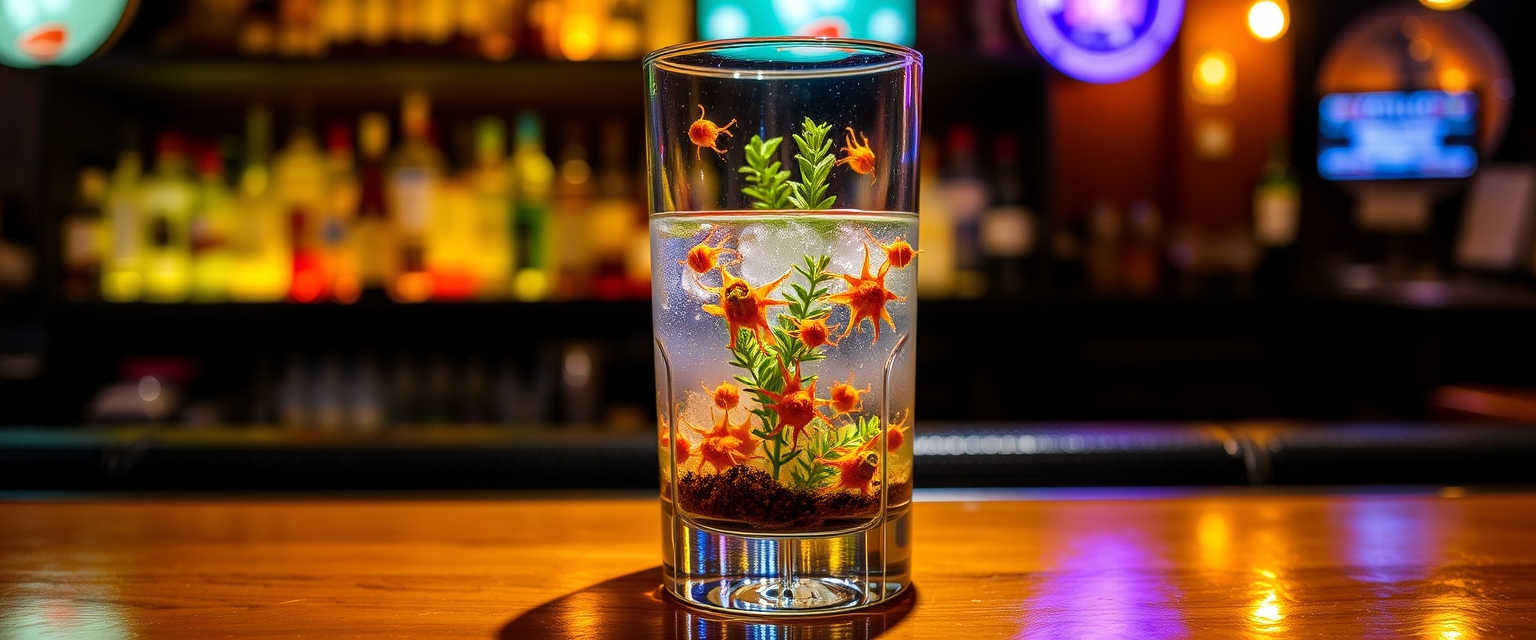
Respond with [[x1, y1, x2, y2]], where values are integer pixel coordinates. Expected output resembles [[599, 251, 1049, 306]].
[[643, 37, 923, 80]]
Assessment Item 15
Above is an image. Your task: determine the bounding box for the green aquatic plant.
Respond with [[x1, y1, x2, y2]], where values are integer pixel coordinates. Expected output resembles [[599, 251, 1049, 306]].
[[739, 135, 793, 210], [787, 118, 837, 211]]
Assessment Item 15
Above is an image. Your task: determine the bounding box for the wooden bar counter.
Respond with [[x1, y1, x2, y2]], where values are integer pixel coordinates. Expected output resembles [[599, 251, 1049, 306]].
[[3, 490, 1534, 638]]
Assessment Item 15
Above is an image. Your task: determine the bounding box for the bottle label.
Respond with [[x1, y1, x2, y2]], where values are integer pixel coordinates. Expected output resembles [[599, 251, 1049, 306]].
[[391, 168, 434, 234], [111, 200, 138, 260]]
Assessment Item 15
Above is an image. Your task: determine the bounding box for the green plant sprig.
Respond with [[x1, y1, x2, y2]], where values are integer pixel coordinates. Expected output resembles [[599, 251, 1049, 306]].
[[739, 135, 793, 210], [771, 255, 835, 367], [727, 329, 798, 479], [790, 415, 882, 490], [787, 118, 837, 211]]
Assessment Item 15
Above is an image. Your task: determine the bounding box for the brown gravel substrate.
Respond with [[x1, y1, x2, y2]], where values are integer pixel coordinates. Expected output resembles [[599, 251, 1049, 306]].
[[677, 466, 912, 531]]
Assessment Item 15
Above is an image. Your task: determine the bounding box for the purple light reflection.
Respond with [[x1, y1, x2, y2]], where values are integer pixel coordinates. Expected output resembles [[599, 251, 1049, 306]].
[[1018, 530, 1188, 640]]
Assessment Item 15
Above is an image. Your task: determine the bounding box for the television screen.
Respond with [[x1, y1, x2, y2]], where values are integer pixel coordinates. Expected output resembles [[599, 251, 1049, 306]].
[[697, 0, 915, 46], [1318, 91, 1479, 181]]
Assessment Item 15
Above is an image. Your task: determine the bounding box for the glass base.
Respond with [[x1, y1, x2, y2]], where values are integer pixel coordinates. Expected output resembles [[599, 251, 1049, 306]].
[[663, 499, 911, 616]]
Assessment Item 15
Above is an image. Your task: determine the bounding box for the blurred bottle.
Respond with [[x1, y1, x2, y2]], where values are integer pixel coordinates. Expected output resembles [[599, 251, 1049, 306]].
[[916, 136, 956, 299], [190, 147, 238, 302], [278, 0, 327, 58], [429, 121, 479, 300], [230, 105, 290, 302], [275, 118, 331, 303], [589, 120, 637, 300], [1121, 200, 1162, 297], [140, 132, 197, 303], [354, 112, 392, 299], [600, 0, 642, 59], [1253, 141, 1299, 293], [979, 134, 1034, 297], [511, 110, 554, 301], [359, 0, 392, 46], [642, 0, 689, 53], [553, 122, 593, 298], [1085, 201, 1122, 296], [387, 91, 443, 302], [319, 0, 358, 47], [421, 0, 456, 44], [469, 117, 513, 298], [474, 0, 518, 60], [395, 0, 425, 43], [349, 352, 385, 431], [61, 167, 107, 301], [942, 126, 987, 298], [324, 120, 362, 303]]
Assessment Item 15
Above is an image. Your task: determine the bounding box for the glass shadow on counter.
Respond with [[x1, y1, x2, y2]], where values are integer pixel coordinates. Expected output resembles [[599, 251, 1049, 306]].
[[498, 567, 917, 639]]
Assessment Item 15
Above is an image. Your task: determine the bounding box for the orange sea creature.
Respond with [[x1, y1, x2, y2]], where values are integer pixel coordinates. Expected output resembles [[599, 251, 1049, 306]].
[[688, 104, 736, 159], [829, 373, 870, 415], [704, 381, 741, 411], [660, 432, 693, 465], [680, 228, 739, 275], [822, 245, 904, 340], [759, 358, 833, 447], [885, 410, 911, 452], [821, 437, 880, 496], [702, 267, 792, 350], [690, 406, 758, 463], [789, 316, 840, 350], [835, 127, 876, 177], [865, 228, 921, 270]]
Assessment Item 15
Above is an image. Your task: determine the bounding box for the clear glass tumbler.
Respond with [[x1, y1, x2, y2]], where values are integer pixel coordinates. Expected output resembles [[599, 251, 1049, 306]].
[[645, 37, 921, 614]]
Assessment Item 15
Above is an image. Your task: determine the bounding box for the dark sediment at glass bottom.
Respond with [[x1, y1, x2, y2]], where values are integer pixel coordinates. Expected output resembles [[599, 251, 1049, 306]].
[[678, 466, 912, 530]]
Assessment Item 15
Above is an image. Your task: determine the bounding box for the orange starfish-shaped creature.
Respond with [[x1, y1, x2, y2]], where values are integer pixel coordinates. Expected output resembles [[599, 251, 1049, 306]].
[[759, 358, 832, 447], [865, 228, 922, 270], [821, 436, 881, 496], [680, 228, 739, 275], [702, 267, 791, 350], [686, 406, 756, 473], [688, 104, 735, 159], [789, 316, 840, 350], [822, 245, 904, 340], [703, 381, 741, 410], [835, 127, 875, 178], [884, 410, 911, 452], [829, 373, 870, 415]]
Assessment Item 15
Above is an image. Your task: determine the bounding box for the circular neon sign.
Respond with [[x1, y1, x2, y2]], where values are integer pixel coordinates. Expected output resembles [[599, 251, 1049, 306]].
[[1016, 0, 1185, 84]]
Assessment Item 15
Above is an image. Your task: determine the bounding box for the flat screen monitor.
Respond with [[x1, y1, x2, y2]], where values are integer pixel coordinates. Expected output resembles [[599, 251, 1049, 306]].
[[1318, 90, 1479, 181], [697, 0, 915, 46]]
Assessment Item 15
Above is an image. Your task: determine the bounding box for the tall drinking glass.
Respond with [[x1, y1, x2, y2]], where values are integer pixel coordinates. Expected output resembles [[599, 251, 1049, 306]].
[[645, 37, 921, 614]]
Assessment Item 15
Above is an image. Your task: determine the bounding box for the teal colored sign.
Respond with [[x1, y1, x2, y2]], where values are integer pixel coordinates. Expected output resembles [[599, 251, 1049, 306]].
[[0, 0, 135, 68], [698, 0, 915, 46]]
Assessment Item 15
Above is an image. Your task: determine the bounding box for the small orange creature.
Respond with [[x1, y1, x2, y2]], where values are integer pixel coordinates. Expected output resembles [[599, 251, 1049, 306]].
[[702, 267, 792, 350], [690, 405, 757, 464], [821, 437, 880, 496], [704, 381, 741, 411], [884, 410, 911, 452], [688, 104, 736, 159], [759, 358, 832, 447], [789, 316, 840, 350], [822, 245, 905, 340], [865, 228, 921, 270], [835, 127, 875, 177], [829, 373, 870, 415], [660, 432, 692, 465], [680, 228, 739, 275]]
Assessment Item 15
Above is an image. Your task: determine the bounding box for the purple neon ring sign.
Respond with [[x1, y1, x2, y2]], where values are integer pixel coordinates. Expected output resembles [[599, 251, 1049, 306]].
[[1016, 0, 1185, 84]]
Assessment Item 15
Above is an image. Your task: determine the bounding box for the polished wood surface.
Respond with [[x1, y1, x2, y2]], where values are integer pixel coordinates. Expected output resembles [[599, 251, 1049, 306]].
[[3, 490, 1534, 638]]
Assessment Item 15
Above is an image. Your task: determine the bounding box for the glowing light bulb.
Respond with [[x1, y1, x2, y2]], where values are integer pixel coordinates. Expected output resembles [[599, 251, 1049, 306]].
[[1420, 0, 1472, 10], [1247, 1, 1287, 41]]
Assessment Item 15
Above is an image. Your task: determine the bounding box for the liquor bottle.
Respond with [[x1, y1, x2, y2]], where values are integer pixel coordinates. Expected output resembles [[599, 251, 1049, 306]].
[[61, 167, 107, 301], [190, 147, 238, 302], [553, 121, 592, 298], [229, 105, 291, 302], [354, 112, 392, 299], [386, 91, 443, 302], [916, 136, 956, 299], [140, 132, 197, 303], [941, 125, 988, 299], [429, 120, 478, 300], [469, 116, 513, 298], [275, 120, 330, 302], [588, 119, 636, 300], [359, 0, 392, 46], [979, 134, 1034, 297], [1253, 141, 1299, 293], [324, 120, 361, 303], [511, 110, 554, 301]]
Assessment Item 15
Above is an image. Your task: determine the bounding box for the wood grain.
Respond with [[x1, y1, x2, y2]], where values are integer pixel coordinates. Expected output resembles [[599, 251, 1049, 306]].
[[2, 491, 1534, 638]]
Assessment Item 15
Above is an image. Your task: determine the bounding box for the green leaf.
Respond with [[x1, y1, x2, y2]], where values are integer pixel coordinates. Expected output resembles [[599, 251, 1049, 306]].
[[785, 118, 838, 211], [739, 135, 794, 210]]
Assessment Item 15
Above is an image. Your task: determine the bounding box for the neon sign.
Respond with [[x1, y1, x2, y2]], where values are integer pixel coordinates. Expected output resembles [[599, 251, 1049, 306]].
[[0, 0, 136, 68], [1016, 0, 1184, 84]]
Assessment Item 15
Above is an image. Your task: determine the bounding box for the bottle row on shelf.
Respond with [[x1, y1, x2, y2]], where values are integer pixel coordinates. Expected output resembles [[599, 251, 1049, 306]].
[[158, 0, 690, 62], [60, 91, 651, 304]]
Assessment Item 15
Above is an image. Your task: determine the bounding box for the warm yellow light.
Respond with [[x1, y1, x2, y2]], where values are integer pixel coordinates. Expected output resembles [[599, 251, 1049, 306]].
[[1248, 1, 1287, 41], [558, 11, 599, 61], [1440, 68, 1469, 92], [1420, 0, 1472, 10], [1191, 50, 1236, 104]]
